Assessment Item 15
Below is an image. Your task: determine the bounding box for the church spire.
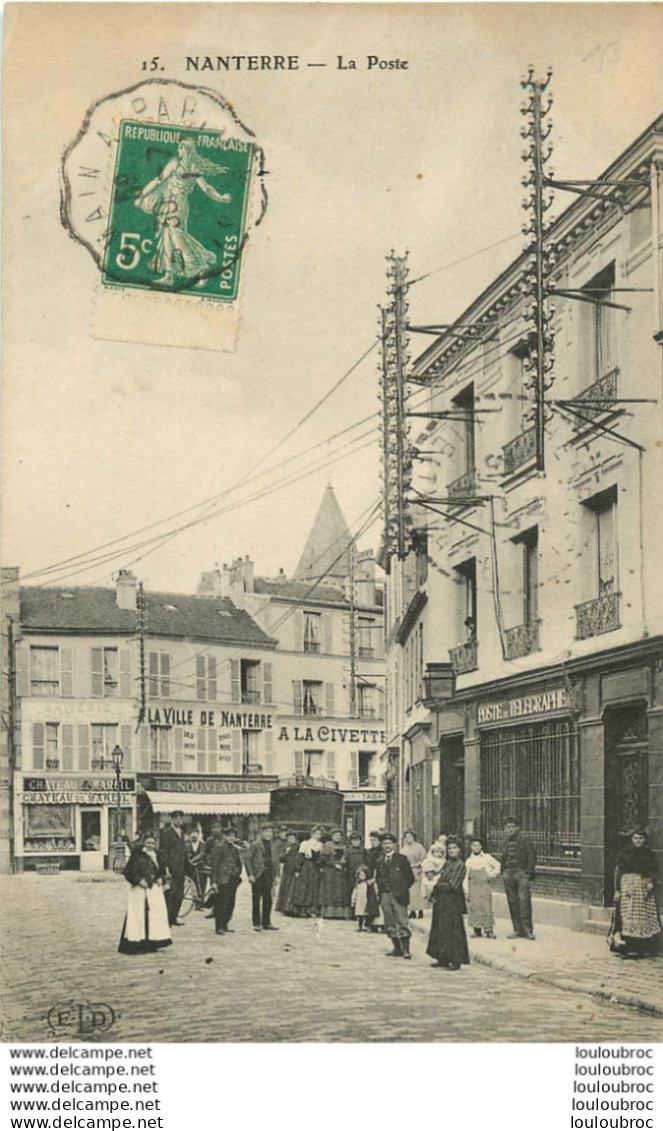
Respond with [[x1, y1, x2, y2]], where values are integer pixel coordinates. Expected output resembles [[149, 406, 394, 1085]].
[[294, 484, 353, 583]]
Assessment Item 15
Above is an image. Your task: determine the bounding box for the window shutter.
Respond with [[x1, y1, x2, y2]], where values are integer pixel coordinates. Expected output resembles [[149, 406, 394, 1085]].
[[295, 750, 304, 774], [232, 730, 241, 775], [264, 729, 274, 775], [32, 723, 44, 770], [326, 751, 336, 780], [208, 657, 217, 702], [323, 614, 332, 654], [119, 650, 132, 698], [140, 725, 150, 772], [16, 644, 29, 698], [230, 660, 241, 704], [160, 653, 170, 697], [91, 648, 104, 697], [196, 655, 206, 701], [77, 725, 89, 771], [197, 729, 206, 774], [292, 680, 303, 716], [378, 685, 386, 720], [208, 742, 217, 774], [62, 724, 74, 771], [263, 661, 273, 705], [349, 750, 359, 788], [60, 649, 73, 698], [148, 652, 159, 698], [174, 728, 183, 773], [325, 683, 335, 717], [293, 610, 304, 651], [120, 725, 133, 771]]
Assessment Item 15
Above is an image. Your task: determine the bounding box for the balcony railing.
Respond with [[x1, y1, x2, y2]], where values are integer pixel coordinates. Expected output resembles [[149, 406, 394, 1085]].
[[502, 426, 536, 476], [449, 639, 478, 674], [358, 645, 374, 659], [150, 760, 172, 772], [446, 469, 478, 503], [278, 775, 339, 791], [303, 640, 320, 654], [571, 367, 619, 419], [241, 689, 261, 705], [575, 592, 621, 640], [358, 774, 378, 788], [45, 759, 60, 770], [504, 620, 541, 660]]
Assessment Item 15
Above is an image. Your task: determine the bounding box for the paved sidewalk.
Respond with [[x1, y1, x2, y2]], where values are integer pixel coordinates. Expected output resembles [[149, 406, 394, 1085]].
[[412, 912, 663, 1017]]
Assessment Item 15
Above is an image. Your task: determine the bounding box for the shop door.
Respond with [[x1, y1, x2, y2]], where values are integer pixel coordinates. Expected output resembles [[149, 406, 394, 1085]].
[[345, 805, 365, 840], [604, 704, 648, 904], [440, 735, 465, 839], [80, 808, 104, 872]]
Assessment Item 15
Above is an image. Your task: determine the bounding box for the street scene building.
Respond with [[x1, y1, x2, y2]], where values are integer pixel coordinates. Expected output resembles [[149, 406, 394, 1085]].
[[380, 111, 663, 919]]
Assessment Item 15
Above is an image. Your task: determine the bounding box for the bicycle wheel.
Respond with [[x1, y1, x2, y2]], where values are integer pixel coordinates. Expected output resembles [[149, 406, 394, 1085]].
[[179, 877, 197, 917]]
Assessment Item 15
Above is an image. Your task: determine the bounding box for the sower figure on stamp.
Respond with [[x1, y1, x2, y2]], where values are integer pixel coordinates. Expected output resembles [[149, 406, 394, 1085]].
[[159, 810, 190, 927], [374, 832, 415, 959], [209, 827, 243, 935], [246, 822, 280, 932], [500, 817, 537, 940]]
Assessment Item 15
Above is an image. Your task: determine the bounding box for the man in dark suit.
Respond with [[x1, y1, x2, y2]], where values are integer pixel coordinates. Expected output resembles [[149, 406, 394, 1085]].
[[209, 827, 243, 934], [374, 832, 415, 958], [500, 817, 537, 940], [159, 811, 189, 926], [245, 823, 280, 931]]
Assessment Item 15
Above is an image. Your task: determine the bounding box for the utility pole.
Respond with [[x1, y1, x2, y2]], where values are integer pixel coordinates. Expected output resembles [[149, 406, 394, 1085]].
[[136, 582, 147, 730], [520, 66, 556, 472], [348, 544, 357, 718], [380, 251, 412, 560]]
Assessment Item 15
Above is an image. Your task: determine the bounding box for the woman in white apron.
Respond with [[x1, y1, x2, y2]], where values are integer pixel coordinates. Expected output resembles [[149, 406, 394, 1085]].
[[118, 834, 172, 955]]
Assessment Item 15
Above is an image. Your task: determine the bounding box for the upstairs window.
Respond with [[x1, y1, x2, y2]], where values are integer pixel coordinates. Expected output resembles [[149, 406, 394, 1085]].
[[30, 647, 59, 696], [148, 651, 170, 698], [303, 612, 321, 653], [513, 526, 539, 626], [241, 659, 261, 705], [583, 262, 615, 382], [302, 680, 322, 716], [91, 723, 119, 770], [92, 647, 118, 697], [585, 488, 618, 597], [357, 617, 375, 659], [196, 655, 218, 702], [452, 384, 476, 478], [454, 558, 477, 642]]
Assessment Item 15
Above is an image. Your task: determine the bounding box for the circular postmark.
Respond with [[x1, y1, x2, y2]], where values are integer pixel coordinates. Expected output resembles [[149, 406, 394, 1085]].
[[60, 79, 267, 303]]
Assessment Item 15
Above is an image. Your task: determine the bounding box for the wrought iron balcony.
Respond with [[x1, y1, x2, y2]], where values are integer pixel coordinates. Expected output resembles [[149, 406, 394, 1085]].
[[449, 639, 478, 674], [358, 774, 378, 788], [150, 760, 172, 772], [504, 620, 541, 660], [241, 689, 261, 705], [571, 367, 619, 419], [502, 426, 537, 476], [303, 640, 320, 654], [446, 469, 477, 503], [575, 592, 621, 640]]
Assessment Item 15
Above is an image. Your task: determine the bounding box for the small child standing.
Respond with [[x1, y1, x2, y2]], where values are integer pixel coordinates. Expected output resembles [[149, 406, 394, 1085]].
[[351, 866, 370, 931]]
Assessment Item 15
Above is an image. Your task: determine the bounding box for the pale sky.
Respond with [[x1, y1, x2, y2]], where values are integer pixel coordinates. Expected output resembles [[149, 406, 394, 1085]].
[[3, 3, 662, 594]]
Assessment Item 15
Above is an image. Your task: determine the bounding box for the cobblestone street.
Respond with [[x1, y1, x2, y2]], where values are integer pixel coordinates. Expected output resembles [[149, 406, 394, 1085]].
[[1, 875, 661, 1043]]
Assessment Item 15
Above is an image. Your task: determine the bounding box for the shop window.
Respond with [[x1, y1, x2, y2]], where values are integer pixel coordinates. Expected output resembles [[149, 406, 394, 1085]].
[[303, 611, 321, 653], [30, 647, 60, 696], [91, 723, 119, 770], [196, 655, 217, 702], [23, 802, 75, 854], [242, 730, 260, 775], [148, 651, 170, 698]]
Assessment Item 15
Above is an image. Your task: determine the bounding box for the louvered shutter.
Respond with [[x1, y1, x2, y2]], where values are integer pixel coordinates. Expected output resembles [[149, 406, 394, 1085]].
[[119, 650, 132, 698], [148, 652, 159, 698], [295, 750, 304, 774], [77, 725, 89, 771], [160, 653, 170, 697], [378, 685, 386, 720], [232, 730, 241, 775], [325, 683, 335, 717], [91, 648, 104, 697], [208, 735, 217, 774], [32, 723, 44, 770], [264, 729, 274, 775], [208, 657, 217, 702], [263, 661, 273, 705], [120, 725, 133, 771], [60, 649, 73, 698], [197, 729, 206, 773], [140, 726, 150, 772], [326, 751, 336, 781], [62, 724, 74, 771], [292, 680, 303, 715], [196, 655, 206, 701], [174, 728, 183, 773], [230, 660, 241, 704], [323, 614, 332, 654], [15, 644, 29, 698], [349, 750, 359, 788], [293, 610, 304, 651]]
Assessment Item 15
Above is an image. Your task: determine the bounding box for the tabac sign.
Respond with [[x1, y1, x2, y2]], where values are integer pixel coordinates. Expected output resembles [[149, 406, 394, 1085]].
[[477, 687, 568, 726]]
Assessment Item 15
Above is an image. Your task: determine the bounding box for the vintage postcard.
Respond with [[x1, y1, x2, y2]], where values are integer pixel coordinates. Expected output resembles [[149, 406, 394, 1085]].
[[2, 1, 663, 1059]]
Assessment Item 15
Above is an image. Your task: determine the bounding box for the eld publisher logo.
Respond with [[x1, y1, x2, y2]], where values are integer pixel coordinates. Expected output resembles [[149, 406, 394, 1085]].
[[47, 1000, 117, 1036]]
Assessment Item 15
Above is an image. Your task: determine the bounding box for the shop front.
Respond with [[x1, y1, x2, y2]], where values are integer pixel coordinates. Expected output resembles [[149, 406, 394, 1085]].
[[137, 772, 279, 844], [343, 788, 387, 840], [14, 772, 136, 872]]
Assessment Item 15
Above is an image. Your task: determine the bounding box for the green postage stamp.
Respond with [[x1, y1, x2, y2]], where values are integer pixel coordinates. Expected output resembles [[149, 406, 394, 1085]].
[[102, 120, 254, 301]]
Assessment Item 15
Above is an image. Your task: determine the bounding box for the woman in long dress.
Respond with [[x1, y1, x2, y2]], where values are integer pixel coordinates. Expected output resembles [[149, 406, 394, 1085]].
[[365, 831, 383, 930], [118, 834, 172, 955], [275, 831, 300, 915], [320, 828, 350, 919], [464, 836, 500, 938], [613, 830, 662, 959], [292, 826, 324, 917], [135, 138, 231, 286], [426, 837, 470, 970], [401, 830, 427, 918]]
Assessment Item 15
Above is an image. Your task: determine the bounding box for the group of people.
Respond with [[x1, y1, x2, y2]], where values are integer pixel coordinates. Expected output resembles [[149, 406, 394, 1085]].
[[118, 812, 661, 969]]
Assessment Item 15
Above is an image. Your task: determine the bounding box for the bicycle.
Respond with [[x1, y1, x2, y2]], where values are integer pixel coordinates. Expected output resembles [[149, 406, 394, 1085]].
[[179, 866, 208, 917]]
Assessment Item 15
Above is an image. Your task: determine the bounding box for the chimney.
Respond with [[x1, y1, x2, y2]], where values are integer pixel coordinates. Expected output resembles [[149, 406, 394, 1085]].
[[116, 569, 138, 611], [1, 567, 21, 621]]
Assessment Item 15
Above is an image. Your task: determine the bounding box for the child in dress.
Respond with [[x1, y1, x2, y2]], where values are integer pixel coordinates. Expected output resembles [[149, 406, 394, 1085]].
[[351, 866, 371, 931], [421, 843, 447, 902]]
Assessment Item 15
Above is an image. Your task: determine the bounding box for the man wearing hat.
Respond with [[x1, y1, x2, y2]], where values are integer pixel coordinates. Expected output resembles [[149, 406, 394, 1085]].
[[246, 822, 280, 931], [374, 832, 415, 958], [209, 827, 243, 934], [159, 811, 189, 926]]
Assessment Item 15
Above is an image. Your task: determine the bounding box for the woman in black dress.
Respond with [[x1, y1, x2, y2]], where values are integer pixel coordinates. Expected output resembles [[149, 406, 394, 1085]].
[[292, 825, 325, 917], [275, 830, 300, 915], [118, 834, 173, 955], [426, 836, 470, 971]]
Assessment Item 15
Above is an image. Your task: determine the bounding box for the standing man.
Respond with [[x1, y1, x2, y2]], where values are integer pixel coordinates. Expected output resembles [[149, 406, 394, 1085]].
[[209, 827, 243, 935], [500, 817, 537, 940], [159, 811, 188, 927], [374, 832, 415, 958], [246, 822, 280, 932]]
